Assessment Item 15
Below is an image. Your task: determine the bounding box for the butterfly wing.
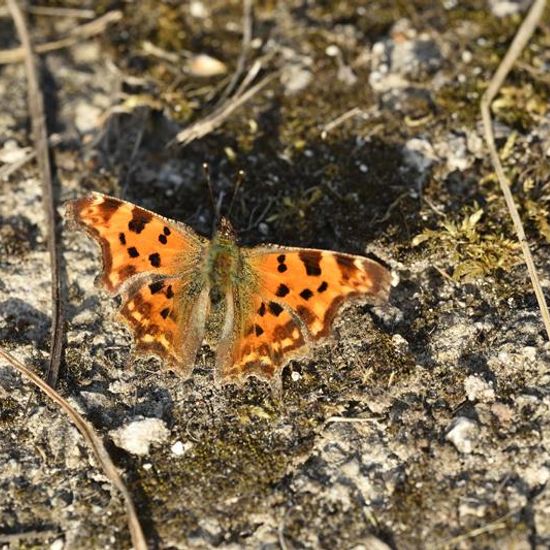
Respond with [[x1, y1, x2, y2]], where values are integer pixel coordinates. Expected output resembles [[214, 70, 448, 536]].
[[66, 192, 209, 374], [216, 246, 391, 382]]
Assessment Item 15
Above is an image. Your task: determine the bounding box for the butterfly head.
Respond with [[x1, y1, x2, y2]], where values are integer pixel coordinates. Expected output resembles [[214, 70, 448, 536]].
[[217, 216, 236, 240]]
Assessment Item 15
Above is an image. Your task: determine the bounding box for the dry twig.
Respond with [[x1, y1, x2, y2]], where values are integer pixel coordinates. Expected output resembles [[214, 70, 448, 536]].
[[0, 348, 148, 550], [216, 0, 253, 105], [440, 508, 519, 548], [321, 106, 374, 139], [0, 10, 122, 65], [6, 0, 64, 385], [175, 61, 278, 146], [26, 6, 96, 19], [480, 0, 550, 340], [324, 416, 377, 425]]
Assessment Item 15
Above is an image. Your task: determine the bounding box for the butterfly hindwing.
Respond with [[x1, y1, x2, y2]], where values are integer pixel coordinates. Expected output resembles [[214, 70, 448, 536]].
[[216, 246, 391, 382], [216, 285, 307, 382], [67, 193, 209, 375], [120, 277, 209, 374]]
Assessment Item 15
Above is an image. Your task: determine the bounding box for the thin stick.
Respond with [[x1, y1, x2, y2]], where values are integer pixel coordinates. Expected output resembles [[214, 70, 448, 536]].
[[0, 10, 122, 65], [0, 149, 36, 181], [440, 509, 518, 548], [321, 107, 373, 139], [480, 0, 550, 340], [6, 0, 65, 386], [0, 348, 148, 550], [324, 416, 377, 425], [217, 0, 253, 105], [175, 67, 278, 146], [26, 6, 96, 19], [0, 529, 60, 543]]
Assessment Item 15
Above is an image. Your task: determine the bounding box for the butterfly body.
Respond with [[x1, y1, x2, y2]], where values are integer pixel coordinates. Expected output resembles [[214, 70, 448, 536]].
[[205, 221, 244, 303], [67, 192, 391, 385]]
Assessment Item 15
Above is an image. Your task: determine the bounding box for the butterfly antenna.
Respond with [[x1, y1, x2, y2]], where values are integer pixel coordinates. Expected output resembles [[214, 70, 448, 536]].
[[227, 169, 245, 220], [203, 163, 221, 227]]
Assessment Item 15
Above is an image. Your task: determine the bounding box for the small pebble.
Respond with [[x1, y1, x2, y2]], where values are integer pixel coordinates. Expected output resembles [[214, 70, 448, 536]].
[[109, 417, 169, 456], [446, 417, 479, 454]]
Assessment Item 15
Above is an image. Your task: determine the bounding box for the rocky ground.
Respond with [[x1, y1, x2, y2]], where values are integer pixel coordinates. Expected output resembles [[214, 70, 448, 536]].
[[1, 1, 549, 549]]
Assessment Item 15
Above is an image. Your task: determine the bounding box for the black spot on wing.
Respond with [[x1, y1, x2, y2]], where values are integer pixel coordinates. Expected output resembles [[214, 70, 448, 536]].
[[149, 281, 164, 294], [299, 250, 322, 276], [160, 307, 170, 319], [163, 226, 171, 236], [255, 324, 264, 336], [336, 254, 355, 268], [277, 263, 287, 273], [276, 284, 290, 297], [317, 281, 328, 293], [149, 252, 161, 267], [99, 197, 121, 222], [119, 232, 126, 245], [127, 246, 139, 258], [336, 254, 356, 280], [258, 302, 266, 316], [128, 207, 152, 234], [166, 285, 174, 299], [268, 301, 283, 316], [300, 288, 313, 300], [158, 234, 168, 244]]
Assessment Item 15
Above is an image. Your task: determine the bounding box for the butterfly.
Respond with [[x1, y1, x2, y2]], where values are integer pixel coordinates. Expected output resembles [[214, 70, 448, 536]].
[[66, 192, 391, 384]]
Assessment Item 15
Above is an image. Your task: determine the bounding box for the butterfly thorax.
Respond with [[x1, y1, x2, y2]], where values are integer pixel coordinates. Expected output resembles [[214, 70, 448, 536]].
[[206, 218, 240, 304]]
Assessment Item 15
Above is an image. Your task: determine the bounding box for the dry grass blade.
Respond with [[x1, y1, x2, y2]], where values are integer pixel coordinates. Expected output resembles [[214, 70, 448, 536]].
[[321, 107, 373, 139], [7, 0, 65, 386], [439, 508, 519, 548], [0, 10, 122, 65], [175, 64, 278, 146], [324, 416, 377, 425], [0, 348, 148, 550], [216, 0, 253, 105], [26, 6, 96, 19], [480, 0, 550, 340]]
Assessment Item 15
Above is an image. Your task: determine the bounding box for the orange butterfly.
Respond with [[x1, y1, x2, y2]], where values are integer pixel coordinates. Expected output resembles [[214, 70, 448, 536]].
[[66, 193, 391, 384]]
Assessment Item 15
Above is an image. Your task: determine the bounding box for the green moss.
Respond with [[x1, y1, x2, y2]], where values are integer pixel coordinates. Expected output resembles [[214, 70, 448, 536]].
[[139, 411, 298, 537], [412, 205, 521, 281]]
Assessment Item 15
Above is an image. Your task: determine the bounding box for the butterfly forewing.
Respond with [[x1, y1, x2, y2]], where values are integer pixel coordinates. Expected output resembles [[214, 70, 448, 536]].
[[66, 192, 205, 292], [251, 248, 391, 338], [67, 193, 209, 374]]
